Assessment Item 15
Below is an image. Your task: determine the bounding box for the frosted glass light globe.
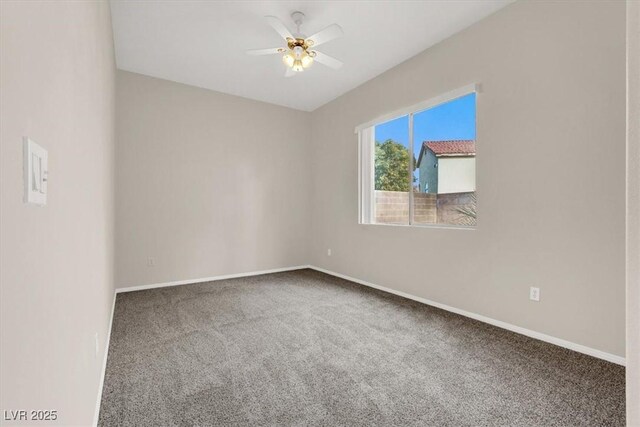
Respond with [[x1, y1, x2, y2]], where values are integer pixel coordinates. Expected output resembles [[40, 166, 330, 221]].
[[282, 50, 295, 67], [292, 59, 304, 72], [301, 52, 313, 68]]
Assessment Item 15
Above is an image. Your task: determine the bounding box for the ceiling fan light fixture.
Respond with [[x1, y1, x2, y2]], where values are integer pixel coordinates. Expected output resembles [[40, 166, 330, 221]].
[[248, 14, 344, 76], [293, 45, 304, 58], [282, 50, 295, 67], [292, 59, 304, 72], [301, 52, 313, 68]]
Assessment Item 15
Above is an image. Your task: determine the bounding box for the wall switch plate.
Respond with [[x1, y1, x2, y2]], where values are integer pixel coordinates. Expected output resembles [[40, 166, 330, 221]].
[[147, 257, 155, 267], [23, 137, 48, 205], [327, 249, 332, 256], [529, 287, 540, 301]]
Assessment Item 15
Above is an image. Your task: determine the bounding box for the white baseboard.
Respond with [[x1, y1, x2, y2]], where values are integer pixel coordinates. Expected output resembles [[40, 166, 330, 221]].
[[115, 265, 310, 293], [308, 265, 626, 366], [93, 291, 117, 427]]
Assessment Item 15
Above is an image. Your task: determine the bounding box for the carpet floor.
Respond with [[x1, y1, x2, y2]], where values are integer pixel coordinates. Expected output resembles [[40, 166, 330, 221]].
[[98, 269, 625, 426]]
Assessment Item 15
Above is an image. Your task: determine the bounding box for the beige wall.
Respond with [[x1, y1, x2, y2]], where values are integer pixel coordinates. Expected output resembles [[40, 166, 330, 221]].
[[627, 0, 640, 422], [0, 0, 631, 421], [115, 71, 311, 287], [309, 0, 626, 357], [0, 1, 116, 425]]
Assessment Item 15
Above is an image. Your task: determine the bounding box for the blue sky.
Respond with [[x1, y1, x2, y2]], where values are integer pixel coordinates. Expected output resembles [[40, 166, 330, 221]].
[[374, 92, 476, 161]]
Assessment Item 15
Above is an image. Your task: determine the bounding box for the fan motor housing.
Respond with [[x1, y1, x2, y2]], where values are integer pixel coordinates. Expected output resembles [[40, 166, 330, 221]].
[[287, 38, 312, 50]]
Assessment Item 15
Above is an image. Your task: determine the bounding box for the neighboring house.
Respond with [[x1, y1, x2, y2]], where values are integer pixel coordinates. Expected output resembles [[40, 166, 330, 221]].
[[416, 140, 476, 194]]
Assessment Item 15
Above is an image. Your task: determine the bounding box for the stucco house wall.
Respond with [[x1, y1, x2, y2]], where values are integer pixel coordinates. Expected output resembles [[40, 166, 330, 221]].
[[419, 149, 438, 193], [438, 156, 476, 194]]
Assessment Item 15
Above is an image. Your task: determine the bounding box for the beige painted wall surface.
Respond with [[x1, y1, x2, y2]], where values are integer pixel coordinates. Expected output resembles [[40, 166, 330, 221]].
[[116, 71, 311, 287], [627, 0, 640, 422], [0, 1, 116, 425], [310, 0, 626, 357]]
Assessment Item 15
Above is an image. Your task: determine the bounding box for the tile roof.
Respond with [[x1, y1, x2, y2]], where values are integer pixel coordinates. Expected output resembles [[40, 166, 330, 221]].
[[416, 140, 475, 167], [424, 140, 475, 156]]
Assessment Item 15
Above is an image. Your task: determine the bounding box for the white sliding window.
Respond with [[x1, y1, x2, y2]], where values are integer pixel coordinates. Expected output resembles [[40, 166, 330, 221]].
[[357, 84, 478, 227]]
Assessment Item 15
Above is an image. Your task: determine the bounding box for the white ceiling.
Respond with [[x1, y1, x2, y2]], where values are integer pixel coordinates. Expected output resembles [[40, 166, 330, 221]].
[[110, 1, 512, 111]]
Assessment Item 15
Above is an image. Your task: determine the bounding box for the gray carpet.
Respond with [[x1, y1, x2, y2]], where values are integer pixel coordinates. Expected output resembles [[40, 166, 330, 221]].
[[98, 269, 625, 426]]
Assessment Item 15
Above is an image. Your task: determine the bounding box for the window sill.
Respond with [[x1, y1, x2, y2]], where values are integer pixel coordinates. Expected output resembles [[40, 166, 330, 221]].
[[359, 222, 476, 231]]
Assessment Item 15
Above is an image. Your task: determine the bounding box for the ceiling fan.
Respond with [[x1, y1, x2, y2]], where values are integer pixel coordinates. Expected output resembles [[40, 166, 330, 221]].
[[247, 12, 344, 77]]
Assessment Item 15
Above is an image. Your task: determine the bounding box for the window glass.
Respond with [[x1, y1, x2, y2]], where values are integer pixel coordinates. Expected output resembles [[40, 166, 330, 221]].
[[359, 88, 477, 228], [412, 93, 476, 226], [374, 115, 410, 225]]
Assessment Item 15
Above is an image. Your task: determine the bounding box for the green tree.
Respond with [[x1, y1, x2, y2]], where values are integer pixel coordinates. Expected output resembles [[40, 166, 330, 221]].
[[375, 139, 416, 191]]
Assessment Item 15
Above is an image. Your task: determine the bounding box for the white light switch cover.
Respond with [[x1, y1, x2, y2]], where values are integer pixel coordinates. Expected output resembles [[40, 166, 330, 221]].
[[23, 137, 48, 205]]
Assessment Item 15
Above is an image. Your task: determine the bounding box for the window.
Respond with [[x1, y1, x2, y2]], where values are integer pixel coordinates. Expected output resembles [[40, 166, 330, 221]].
[[358, 85, 477, 227]]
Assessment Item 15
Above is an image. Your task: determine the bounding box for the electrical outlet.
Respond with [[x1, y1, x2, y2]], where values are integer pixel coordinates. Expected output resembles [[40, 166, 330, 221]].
[[147, 257, 155, 267], [529, 287, 540, 302], [327, 249, 332, 256]]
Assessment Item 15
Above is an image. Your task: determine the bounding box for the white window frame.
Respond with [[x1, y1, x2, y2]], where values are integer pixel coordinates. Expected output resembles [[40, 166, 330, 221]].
[[356, 83, 479, 227]]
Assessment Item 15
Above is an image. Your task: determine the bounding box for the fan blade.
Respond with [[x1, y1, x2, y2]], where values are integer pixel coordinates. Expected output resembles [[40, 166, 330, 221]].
[[265, 16, 295, 41], [312, 51, 343, 70], [247, 47, 282, 56], [306, 24, 343, 47], [284, 67, 297, 77]]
